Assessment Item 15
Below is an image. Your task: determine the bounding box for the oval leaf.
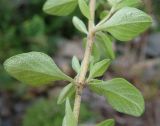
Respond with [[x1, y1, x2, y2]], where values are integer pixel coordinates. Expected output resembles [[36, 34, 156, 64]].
[[57, 83, 75, 104], [97, 7, 152, 41], [43, 0, 77, 16], [89, 78, 145, 117], [96, 119, 115, 126], [72, 16, 88, 34], [78, 0, 90, 19], [88, 59, 111, 79], [4, 52, 73, 86], [72, 56, 81, 73]]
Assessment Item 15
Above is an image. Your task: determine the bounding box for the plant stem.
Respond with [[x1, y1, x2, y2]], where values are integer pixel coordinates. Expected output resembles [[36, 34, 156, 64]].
[[73, 0, 96, 124]]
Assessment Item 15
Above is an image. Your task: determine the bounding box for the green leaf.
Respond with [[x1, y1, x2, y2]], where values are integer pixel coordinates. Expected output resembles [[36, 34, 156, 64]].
[[108, 0, 122, 6], [4, 52, 73, 86], [78, 0, 91, 19], [43, 0, 77, 16], [72, 56, 81, 73], [97, 7, 152, 41], [92, 42, 101, 62], [72, 16, 88, 34], [100, 10, 109, 20], [57, 83, 75, 104], [96, 119, 115, 126], [89, 79, 104, 84], [88, 59, 111, 79], [96, 32, 115, 59], [108, 0, 141, 10], [89, 78, 145, 117], [63, 98, 76, 126]]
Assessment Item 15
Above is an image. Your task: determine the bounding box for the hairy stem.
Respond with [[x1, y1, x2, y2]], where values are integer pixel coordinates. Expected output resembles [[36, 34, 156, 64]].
[[73, 0, 96, 124]]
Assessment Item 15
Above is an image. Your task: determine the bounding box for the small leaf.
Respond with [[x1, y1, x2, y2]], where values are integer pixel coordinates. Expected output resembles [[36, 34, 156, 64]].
[[4, 52, 73, 86], [108, 0, 141, 10], [72, 16, 88, 34], [72, 56, 81, 73], [96, 32, 115, 59], [89, 78, 145, 117], [57, 83, 75, 104], [43, 0, 77, 16], [100, 10, 109, 20], [92, 42, 101, 62], [63, 98, 76, 126], [78, 0, 91, 19], [97, 7, 152, 41], [88, 59, 111, 79], [96, 119, 115, 126]]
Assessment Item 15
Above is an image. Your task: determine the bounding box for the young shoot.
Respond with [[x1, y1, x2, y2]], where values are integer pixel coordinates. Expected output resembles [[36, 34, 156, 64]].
[[4, 0, 152, 126]]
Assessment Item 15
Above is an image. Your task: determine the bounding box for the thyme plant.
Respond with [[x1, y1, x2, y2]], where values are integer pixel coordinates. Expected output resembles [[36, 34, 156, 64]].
[[4, 0, 152, 126]]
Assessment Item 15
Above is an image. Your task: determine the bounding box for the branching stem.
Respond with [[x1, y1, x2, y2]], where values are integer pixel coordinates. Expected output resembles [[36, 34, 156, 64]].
[[73, 0, 96, 125]]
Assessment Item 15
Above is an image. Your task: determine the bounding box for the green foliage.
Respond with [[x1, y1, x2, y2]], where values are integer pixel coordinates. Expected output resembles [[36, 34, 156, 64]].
[[96, 119, 115, 126], [58, 83, 75, 104], [23, 98, 95, 126], [89, 78, 145, 117], [72, 16, 88, 34], [96, 32, 115, 59], [108, 0, 141, 10], [22, 15, 45, 36], [78, 0, 91, 19], [72, 56, 81, 73], [99, 11, 109, 20], [96, 7, 152, 41], [62, 99, 76, 126], [88, 59, 110, 80], [43, 0, 77, 16], [0, 0, 80, 88], [4, 0, 152, 125], [4, 52, 73, 86], [23, 99, 65, 126]]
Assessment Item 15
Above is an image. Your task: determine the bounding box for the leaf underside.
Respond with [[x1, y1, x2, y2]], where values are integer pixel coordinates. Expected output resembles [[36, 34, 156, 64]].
[[89, 78, 145, 116]]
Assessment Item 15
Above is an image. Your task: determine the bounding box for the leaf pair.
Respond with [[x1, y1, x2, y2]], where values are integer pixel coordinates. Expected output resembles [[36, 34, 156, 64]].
[[72, 0, 91, 34], [43, 0, 91, 35], [43, 0, 90, 19], [89, 78, 145, 117], [4, 52, 74, 86]]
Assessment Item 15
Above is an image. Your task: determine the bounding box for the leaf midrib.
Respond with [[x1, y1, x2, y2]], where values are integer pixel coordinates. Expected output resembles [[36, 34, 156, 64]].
[[104, 20, 151, 29], [9, 66, 64, 79], [92, 84, 143, 112]]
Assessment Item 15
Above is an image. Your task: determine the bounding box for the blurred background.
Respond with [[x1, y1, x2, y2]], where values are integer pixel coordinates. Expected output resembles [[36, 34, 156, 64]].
[[0, 0, 160, 126]]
